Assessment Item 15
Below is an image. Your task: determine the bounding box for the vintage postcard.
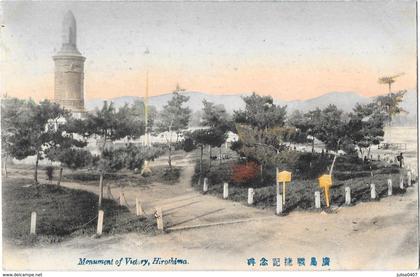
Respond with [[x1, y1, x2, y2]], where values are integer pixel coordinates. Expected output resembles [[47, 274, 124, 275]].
[[1, 0, 418, 273]]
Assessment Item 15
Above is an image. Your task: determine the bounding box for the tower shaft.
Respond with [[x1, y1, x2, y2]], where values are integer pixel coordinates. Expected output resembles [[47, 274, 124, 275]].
[[53, 11, 86, 114]]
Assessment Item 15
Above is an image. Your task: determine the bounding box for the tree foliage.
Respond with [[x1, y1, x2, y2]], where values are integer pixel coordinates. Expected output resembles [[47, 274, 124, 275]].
[[155, 91, 191, 169], [375, 90, 407, 123], [347, 102, 386, 156], [1, 98, 80, 183]]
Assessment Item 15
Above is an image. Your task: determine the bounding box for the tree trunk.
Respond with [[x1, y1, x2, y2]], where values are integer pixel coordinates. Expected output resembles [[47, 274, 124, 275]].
[[219, 147, 222, 166], [199, 146, 203, 185], [311, 138, 315, 154], [98, 172, 104, 209], [168, 125, 173, 170], [34, 152, 40, 184], [57, 166, 63, 186], [329, 139, 341, 175], [168, 143, 172, 170], [209, 146, 212, 170], [3, 155, 8, 179], [329, 154, 337, 176]]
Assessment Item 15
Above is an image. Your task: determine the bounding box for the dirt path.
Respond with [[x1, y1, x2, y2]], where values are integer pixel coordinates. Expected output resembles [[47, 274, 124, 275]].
[[3, 154, 419, 271]]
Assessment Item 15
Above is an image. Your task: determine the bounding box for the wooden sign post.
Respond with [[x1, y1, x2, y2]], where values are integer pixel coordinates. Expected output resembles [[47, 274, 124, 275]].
[[276, 169, 292, 206], [318, 174, 332, 208]]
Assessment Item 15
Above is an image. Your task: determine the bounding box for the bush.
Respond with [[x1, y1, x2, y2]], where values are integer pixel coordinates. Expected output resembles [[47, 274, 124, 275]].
[[59, 148, 93, 170], [162, 167, 181, 183], [231, 161, 259, 184], [191, 159, 233, 186]]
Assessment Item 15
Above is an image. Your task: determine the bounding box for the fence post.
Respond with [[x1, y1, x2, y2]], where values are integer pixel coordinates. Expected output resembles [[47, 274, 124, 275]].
[[223, 182, 229, 199], [370, 183, 376, 199], [345, 187, 351, 205], [407, 170, 412, 187], [387, 179, 393, 196], [276, 194, 283, 215], [203, 177, 208, 193], [96, 210, 104, 236], [155, 207, 164, 231], [315, 191, 321, 209], [136, 198, 144, 216], [400, 175, 404, 189], [119, 192, 124, 206], [247, 188, 254, 205], [30, 211, 37, 235]]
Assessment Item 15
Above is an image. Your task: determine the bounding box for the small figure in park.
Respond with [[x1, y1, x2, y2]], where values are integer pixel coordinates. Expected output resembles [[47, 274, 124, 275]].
[[363, 156, 368, 163], [396, 152, 404, 168]]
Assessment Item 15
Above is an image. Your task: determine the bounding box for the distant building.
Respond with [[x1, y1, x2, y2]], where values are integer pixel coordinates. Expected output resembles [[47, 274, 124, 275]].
[[53, 11, 86, 118]]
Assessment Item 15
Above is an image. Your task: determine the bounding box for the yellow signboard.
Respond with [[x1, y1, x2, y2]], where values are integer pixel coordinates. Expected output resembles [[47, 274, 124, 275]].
[[318, 174, 332, 207], [277, 170, 292, 183], [318, 174, 332, 188]]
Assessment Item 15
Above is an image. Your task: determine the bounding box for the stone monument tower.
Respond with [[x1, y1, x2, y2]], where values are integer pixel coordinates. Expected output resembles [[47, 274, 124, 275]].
[[53, 11, 86, 116]]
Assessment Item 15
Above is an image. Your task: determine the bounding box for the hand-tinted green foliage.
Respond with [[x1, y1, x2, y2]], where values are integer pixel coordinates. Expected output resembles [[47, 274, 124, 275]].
[[97, 144, 165, 172], [347, 103, 386, 154], [232, 93, 289, 171], [201, 100, 232, 132], [375, 90, 407, 123], [83, 101, 144, 143], [155, 92, 191, 135], [184, 128, 227, 150], [155, 90, 192, 169], [1, 98, 85, 182], [233, 92, 287, 130], [55, 148, 94, 170]]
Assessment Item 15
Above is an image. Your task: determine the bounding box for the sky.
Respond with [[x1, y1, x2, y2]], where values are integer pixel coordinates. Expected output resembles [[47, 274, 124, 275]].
[[0, 1, 417, 101]]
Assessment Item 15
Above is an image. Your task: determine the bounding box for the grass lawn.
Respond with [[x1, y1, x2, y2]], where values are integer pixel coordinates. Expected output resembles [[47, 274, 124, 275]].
[[2, 177, 156, 246], [192, 156, 414, 213]]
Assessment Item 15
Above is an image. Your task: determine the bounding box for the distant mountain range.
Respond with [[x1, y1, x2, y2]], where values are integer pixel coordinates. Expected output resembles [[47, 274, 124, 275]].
[[86, 90, 417, 125]]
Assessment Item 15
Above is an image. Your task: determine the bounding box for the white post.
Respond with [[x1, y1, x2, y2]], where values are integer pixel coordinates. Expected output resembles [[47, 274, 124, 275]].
[[119, 192, 124, 206], [156, 207, 164, 231], [136, 198, 144, 216], [345, 187, 351, 205], [387, 179, 393, 196], [370, 183, 376, 199], [276, 193, 283, 215], [400, 175, 404, 189], [30, 212, 37, 235], [223, 182, 229, 199], [203, 177, 208, 193], [247, 188, 254, 205], [315, 191, 321, 209], [96, 210, 104, 236], [407, 170, 412, 187]]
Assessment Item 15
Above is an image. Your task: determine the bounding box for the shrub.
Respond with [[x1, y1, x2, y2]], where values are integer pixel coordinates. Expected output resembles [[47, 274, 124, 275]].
[[231, 161, 259, 184]]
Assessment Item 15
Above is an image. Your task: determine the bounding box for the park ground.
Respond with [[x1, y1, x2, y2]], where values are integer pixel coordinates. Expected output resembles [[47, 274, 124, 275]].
[[2, 127, 419, 270]]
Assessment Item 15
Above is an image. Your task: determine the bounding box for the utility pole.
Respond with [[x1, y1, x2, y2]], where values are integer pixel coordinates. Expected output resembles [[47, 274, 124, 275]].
[[141, 71, 152, 176]]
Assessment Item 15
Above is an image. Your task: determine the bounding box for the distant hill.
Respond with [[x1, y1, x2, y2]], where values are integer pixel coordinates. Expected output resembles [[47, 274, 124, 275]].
[[86, 89, 416, 125], [86, 92, 249, 113]]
